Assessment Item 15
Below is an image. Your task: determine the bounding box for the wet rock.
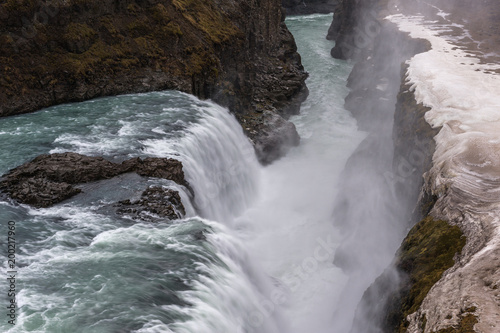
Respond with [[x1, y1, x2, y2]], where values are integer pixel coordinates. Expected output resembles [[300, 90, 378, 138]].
[[252, 111, 301, 165], [192, 230, 207, 241], [121, 157, 186, 187], [116, 186, 185, 221], [0, 152, 186, 208], [353, 217, 466, 333]]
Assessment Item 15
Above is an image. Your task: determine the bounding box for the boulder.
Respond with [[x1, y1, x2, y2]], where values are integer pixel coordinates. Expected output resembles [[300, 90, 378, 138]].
[[116, 186, 186, 221]]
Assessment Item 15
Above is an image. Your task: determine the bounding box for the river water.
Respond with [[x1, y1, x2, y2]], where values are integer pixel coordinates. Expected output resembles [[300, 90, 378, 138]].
[[0, 14, 367, 333]]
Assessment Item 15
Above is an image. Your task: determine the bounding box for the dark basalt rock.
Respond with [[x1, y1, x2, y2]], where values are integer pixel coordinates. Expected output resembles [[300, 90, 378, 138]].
[[0, 152, 187, 208], [121, 157, 186, 187], [116, 186, 185, 221], [249, 110, 301, 165]]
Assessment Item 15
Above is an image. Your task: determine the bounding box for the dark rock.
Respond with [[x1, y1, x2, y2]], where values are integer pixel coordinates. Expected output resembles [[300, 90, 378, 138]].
[[0, 152, 186, 208], [115, 186, 185, 221], [328, 0, 383, 60], [253, 111, 301, 165], [192, 230, 207, 241], [121, 157, 186, 187], [353, 217, 465, 333]]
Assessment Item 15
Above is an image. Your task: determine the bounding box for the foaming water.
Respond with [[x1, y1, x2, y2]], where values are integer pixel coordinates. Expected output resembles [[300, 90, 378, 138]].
[[0, 91, 268, 333], [232, 14, 364, 333], [388, 11, 500, 332], [142, 101, 260, 223]]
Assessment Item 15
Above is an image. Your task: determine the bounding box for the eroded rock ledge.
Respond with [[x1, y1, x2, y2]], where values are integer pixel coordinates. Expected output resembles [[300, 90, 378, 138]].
[[0, 152, 187, 214], [0, 0, 308, 164]]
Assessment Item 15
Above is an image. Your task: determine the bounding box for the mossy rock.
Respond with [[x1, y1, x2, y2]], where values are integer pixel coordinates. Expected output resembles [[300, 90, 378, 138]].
[[2, 0, 37, 13], [435, 307, 478, 333], [149, 3, 172, 23], [172, 0, 241, 43], [388, 216, 466, 332], [63, 23, 98, 53]]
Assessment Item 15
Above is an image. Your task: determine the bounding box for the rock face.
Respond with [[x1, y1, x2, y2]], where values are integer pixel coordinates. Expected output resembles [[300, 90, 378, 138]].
[[0, 152, 187, 209], [328, 7, 437, 331], [0, 0, 308, 163], [330, 0, 500, 332], [327, 0, 376, 59], [282, 0, 339, 15]]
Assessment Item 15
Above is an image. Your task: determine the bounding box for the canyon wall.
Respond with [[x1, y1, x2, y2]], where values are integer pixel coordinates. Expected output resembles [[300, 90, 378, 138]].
[[328, 0, 497, 332], [0, 0, 308, 163]]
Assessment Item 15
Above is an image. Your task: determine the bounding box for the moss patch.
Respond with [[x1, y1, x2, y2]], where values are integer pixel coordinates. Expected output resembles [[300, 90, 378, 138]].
[[2, 0, 37, 13], [435, 308, 478, 333], [63, 23, 98, 53], [172, 0, 240, 43], [392, 216, 466, 332]]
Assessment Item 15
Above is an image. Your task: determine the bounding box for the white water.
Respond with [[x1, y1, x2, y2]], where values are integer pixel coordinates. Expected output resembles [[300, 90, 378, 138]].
[[227, 14, 364, 333], [387, 10, 500, 332], [124, 13, 364, 333], [142, 99, 260, 223], [163, 14, 365, 333]]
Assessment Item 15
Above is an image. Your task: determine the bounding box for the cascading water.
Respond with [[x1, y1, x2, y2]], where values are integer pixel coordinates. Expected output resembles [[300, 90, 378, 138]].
[[0, 90, 277, 333], [0, 13, 389, 333]]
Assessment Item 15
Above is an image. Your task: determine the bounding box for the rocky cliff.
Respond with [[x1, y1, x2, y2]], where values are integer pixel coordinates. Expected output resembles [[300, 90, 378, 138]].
[[0, 0, 308, 164], [329, 0, 500, 332]]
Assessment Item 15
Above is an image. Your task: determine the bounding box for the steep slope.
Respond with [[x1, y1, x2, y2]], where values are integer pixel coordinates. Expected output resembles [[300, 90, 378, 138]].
[[0, 0, 308, 163]]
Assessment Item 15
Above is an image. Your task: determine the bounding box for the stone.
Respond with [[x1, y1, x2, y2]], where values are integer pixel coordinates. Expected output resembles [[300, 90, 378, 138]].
[[0, 152, 187, 208], [115, 186, 186, 221]]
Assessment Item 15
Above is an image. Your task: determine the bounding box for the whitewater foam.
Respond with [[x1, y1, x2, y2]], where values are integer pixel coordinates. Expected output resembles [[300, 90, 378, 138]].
[[388, 11, 500, 333]]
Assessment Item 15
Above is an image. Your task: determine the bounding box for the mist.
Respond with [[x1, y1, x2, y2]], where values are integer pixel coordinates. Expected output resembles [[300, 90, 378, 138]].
[[324, 2, 439, 331]]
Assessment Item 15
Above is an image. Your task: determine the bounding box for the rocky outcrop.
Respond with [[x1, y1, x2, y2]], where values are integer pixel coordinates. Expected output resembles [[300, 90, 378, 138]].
[[0, 152, 187, 209], [282, 0, 339, 15], [0, 0, 308, 164], [327, 0, 379, 59], [357, 217, 466, 333], [116, 186, 185, 221]]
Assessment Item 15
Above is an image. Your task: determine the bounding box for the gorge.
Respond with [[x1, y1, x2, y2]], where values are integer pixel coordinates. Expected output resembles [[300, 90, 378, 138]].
[[1, 0, 499, 332]]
